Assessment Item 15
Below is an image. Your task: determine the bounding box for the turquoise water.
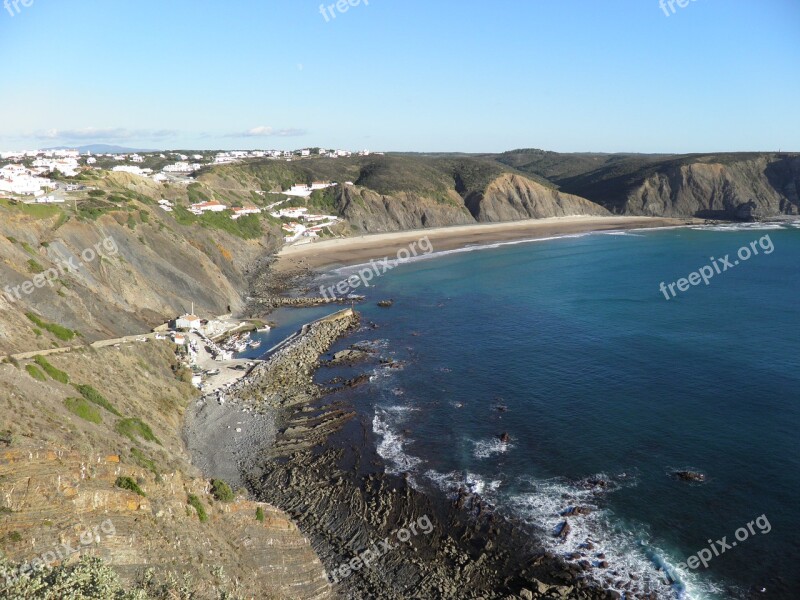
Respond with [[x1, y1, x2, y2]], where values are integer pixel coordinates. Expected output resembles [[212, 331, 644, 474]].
[[257, 223, 800, 599]]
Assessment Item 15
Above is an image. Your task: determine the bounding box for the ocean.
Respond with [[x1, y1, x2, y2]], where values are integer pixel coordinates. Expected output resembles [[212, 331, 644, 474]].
[[247, 222, 800, 599]]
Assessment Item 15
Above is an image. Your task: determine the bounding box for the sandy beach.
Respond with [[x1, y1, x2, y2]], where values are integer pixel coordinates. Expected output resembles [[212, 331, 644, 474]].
[[274, 215, 698, 274]]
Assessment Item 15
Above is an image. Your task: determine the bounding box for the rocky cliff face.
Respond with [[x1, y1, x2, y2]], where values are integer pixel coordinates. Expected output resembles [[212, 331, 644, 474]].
[[0, 342, 331, 599], [624, 156, 800, 219], [556, 154, 800, 219], [334, 185, 475, 233], [467, 173, 610, 222], [0, 201, 278, 355]]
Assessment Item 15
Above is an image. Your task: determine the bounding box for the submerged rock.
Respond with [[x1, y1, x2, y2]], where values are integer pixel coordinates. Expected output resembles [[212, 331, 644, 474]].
[[672, 470, 706, 483]]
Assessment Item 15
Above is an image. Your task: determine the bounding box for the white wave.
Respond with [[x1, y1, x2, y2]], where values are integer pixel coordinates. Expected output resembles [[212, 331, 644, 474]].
[[372, 411, 422, 475], [691, 223, 786, 232], [472, 437, 513, 459], [423, 469, 501, 497], [506, 476, 723, 600]]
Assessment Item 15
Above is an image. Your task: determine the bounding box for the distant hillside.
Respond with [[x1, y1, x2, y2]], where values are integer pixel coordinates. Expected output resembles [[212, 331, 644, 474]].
[[198, 154, 610, 233]]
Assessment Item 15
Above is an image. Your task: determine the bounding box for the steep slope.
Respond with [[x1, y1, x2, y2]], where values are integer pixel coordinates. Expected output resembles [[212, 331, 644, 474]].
[[333, 184, 475, 233], [0, 180, 280, 355], [0, 342, 331, 598], [546, 153, 800, 219], [465, 173, 610, 222]]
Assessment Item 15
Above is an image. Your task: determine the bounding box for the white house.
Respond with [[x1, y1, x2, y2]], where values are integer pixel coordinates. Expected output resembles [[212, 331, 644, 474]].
[[112, 165, 152, 176], [231, 206, 261, 220], [176, 314, 202, 330], [189, 200, 227, 215]]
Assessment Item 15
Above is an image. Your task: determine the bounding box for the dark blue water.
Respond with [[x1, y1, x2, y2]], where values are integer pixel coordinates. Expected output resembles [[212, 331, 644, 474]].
[[254, 223, 800, 599]]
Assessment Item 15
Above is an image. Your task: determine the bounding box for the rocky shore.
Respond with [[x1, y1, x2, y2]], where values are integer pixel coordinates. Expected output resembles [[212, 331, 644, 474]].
[[183, 298, 656, 599]]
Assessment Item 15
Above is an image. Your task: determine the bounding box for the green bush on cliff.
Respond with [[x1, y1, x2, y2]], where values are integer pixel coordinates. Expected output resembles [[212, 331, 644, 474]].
[[0, 555, 146, 598], [116, 418, 161, 445], [187, 494, 209, 522], [115, 476, 146, 497], [64, 398, 102, 424], [211, 479, 234, 502], [255, 506, 265, 522], [34, 356, 70, 384], [25, 364, 47, 382], [26, 314, 77, 341], [75, 384, 121, 416]]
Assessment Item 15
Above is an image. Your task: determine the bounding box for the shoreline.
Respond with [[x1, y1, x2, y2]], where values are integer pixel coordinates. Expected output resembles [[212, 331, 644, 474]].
[[273, 216, 701, 276]]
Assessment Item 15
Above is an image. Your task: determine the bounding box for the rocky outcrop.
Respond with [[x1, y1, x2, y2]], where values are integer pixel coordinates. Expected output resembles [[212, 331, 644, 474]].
[[0, 449, 330, 599], [466, 173, 610, 222], [566, 154, 800, 219], [335, 185, 475, 233]]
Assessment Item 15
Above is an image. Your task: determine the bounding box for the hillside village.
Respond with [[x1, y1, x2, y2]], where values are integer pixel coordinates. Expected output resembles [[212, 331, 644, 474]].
[[0, 147, 366, 244]]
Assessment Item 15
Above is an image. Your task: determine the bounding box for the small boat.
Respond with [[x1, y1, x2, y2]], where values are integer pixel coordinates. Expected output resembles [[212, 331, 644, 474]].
[[256, 326, 271, 333], [248, 340, 261, 349]]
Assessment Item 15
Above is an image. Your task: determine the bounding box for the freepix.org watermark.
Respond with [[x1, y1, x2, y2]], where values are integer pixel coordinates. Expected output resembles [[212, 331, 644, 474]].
[[328, 514, 434, 584], [3, 236, 119, 304], [319, 236, 433, 301], [662, 514, 771, 584], [4, 0, 33, 18], [0, 519, 116, 589], [319, 0, 369, 23], [659, 0, 699, 17], [659, 234, 774, 301]]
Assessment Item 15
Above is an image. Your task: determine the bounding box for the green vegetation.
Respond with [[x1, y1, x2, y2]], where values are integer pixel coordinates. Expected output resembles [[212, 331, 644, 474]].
[[75, 384, 121, 416], [198, 211, 262, 239], [0, 506, 13, 515], [87, 189, 106, 197], [34, 355, 70, 384], [130, 447, 160, 479], [21, 240, 36, 255], [210, 479, 234, 502], [0, 198, 63, 219], [187, 182, 212, 204], [115, 476, 146, 497], [25, 364, 47, 381], [27, 258, 45, 274], [255, 506, 265, 522], [26, 313, 77, 341], [1, 530, 22, 545], [0, 429, 12, 446], [64, 397, 103, 424], [116, 418, 160, 444], [139, 209, 150, 224], [0, 554, 251, 599], [187, 494, 208, 522]]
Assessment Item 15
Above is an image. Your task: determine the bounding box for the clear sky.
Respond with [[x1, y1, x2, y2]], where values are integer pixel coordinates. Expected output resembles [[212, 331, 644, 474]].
[[1, 0, 798, 153]]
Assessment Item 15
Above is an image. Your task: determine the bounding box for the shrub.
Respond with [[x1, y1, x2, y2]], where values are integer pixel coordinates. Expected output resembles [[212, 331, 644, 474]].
[[256, 506, 265, 522], [130, 447, 159, 476], [27, 258, 45, 273], [64, 398, 102, 424], [34, 355, 70, 384], [115, 418, 160, 444], [210, 479, 234, 502], [115, 476, 146, 497], [187, 494, 208, 522], [25, 364, 47, 381], [26, 313, 76, 341], [75, 384, 121, 416]]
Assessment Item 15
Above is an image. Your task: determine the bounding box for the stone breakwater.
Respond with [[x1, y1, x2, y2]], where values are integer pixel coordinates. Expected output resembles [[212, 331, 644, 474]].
[[237, 308, 361, 408]]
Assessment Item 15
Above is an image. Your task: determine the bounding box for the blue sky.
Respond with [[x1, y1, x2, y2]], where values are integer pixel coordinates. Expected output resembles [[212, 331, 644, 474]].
[[0, 0, 798, 153]]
